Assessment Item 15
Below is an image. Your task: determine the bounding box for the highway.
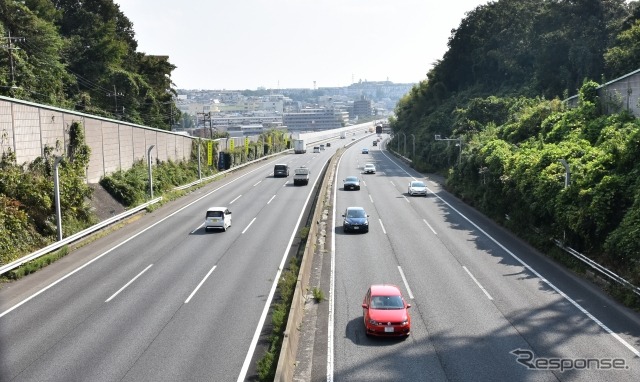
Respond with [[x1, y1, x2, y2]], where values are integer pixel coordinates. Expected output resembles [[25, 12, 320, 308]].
[[0, 142, 339, 381], [321, 136, 640, 381], [2, 130, 640, 382]]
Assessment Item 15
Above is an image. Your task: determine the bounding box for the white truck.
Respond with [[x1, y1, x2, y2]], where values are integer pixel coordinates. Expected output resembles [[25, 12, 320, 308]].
[[293, 139, 306, 154], [340, 131, 346, 139], [293, 166, 310, 186]]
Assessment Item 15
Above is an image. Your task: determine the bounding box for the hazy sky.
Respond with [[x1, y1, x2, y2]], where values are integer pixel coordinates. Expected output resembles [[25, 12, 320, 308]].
[[114, 1, 490, 90]]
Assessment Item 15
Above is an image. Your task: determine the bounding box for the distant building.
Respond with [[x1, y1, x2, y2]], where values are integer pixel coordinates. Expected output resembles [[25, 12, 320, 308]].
[[352, 96, 373, 118], [283, 108, 349, 131]]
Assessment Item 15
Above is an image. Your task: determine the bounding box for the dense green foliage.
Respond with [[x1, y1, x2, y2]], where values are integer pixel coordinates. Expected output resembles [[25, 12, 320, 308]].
[[391, 0, 640, 290], [0, 0, 180, 129], [0, 121, 93, 265]]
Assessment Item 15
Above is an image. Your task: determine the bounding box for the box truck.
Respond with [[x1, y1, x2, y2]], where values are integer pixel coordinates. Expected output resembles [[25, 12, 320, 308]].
[[293, 166, 310, 185], [293, 139, 306, 154]]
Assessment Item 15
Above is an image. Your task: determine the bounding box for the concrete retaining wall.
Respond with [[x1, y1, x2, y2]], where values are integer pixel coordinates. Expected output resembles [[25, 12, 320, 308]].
[[0, 96, 195, 183], [0, 96, 378, 184], [566, 68, 640, 116]]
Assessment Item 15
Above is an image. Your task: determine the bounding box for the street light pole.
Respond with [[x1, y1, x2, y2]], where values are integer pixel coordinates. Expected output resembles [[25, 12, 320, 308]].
[[53, 156, 63, 241], [435, 134, 462, 166], [558, 158, 570, 242], [404, 133, 407, 156], [559, 159, 570, 188], [410, 134, 416, 158], [148, 145, 155, 199]]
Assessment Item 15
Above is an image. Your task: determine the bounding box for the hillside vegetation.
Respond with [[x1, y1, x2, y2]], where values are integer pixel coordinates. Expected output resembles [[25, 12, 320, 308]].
[[391, 0, 640, 299], [0, 0, 178, 129]]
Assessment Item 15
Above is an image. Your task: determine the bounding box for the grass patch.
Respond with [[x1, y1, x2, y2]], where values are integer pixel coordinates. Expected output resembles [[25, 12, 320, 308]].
[[5, 246, 69, 280], [255, 255, 301, 381], [312, 287, 324, 303]]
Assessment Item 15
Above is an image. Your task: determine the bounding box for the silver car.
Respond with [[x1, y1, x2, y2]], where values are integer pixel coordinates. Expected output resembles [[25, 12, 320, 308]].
[[204, 207, 232, 231], [408, 180, 427, 196]]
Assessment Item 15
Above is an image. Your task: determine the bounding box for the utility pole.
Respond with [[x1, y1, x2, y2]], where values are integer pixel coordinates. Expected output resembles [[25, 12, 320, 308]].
[[2, 31, 25, 96], [107, 85, 124, 118], [197, 111, 213, 138]]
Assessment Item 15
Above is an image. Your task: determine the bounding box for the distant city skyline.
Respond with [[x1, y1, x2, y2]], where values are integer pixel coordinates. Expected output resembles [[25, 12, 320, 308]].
[[115, 1, 491, 90]]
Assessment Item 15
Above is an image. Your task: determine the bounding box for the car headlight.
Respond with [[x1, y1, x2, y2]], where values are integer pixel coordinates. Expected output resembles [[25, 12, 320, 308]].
[[369, 319, 380, 325], [401, 320, 409, 325]]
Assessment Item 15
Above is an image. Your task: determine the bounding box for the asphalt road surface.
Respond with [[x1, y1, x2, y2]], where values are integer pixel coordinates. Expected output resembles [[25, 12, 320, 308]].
[[0, 143, 339, 382], [297, 135, 640, 382]]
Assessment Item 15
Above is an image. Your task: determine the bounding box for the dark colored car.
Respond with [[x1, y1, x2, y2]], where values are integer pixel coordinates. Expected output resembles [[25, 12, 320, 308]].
[[343, 176, 361, 190], [362, 284, 411, 337], [273, 164, 289, 177], [342, 206, 369, 233]]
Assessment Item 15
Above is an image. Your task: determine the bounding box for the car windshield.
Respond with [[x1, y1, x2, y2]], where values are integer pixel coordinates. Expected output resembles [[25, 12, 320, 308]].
[[347, 209, 366, 218], [345, 177, 358, 182], [206, 211, 223, 218], [411, 181, 425, 187], [371, 295, 404, 309]]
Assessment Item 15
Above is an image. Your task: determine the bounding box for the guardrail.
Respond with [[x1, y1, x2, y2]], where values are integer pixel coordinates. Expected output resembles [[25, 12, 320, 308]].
[[0, 198, 162, 275], [554, 240, 640, 296]]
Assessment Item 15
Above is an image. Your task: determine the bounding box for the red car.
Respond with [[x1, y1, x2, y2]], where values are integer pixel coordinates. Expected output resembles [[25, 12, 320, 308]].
[[362, 284, 411, 337]]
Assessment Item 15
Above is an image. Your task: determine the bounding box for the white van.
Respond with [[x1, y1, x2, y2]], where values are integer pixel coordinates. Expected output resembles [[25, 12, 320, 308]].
[[313, 146, 320, 153], [204, 207, 232, 231]]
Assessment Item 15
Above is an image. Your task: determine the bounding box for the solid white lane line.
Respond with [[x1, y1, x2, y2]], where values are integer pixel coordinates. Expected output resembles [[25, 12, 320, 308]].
[[185, 265, 217, 303], [463, 266, 493, 300], [397, 266, 414, 299], [230, 194, 242, 204], [378, 219, 387, 234], [369, 194, 374, 203], [242, 217, 256, 234], [105, 264, 153, 302], [423, 219, 437, 235], [390, 180, 395, 187], [327, 151, 343, 382], [267, 195, 276, 204], [403, 195, 409, 203], [253, 180, 262, 187]]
